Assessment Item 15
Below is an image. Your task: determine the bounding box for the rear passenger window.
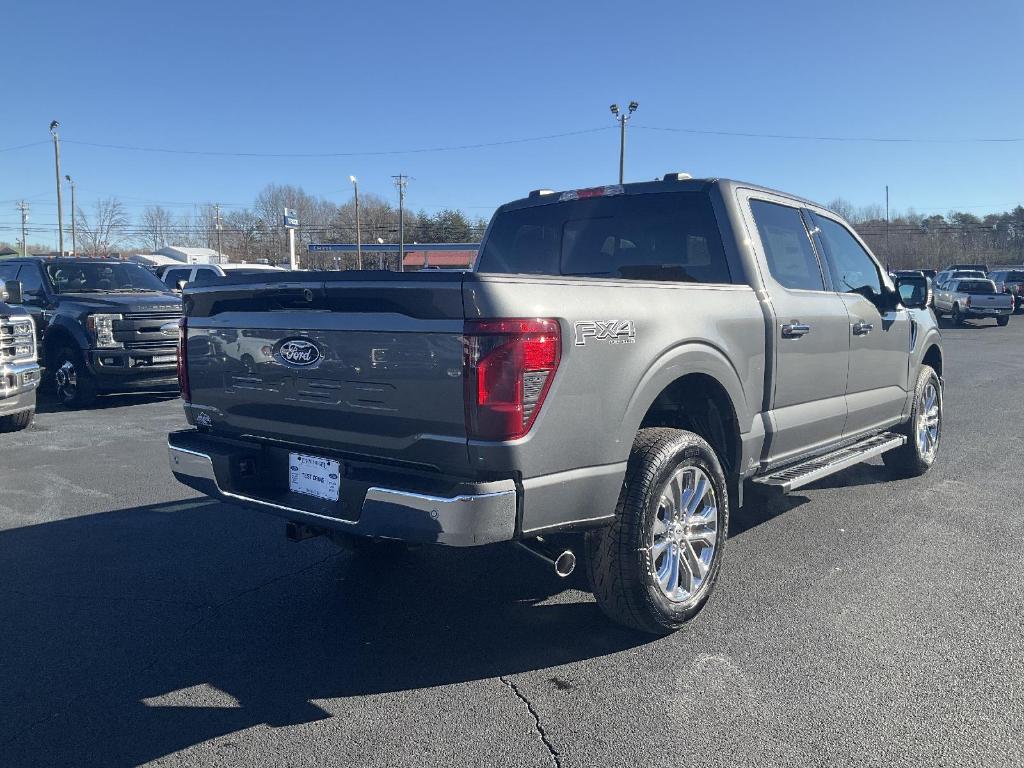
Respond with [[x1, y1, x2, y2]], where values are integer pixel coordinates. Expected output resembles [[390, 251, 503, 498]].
[[477, 191, 732, 283], [749, 200, 825, 291], [192, 268, 218, 285], [163, 268, 191, 288]]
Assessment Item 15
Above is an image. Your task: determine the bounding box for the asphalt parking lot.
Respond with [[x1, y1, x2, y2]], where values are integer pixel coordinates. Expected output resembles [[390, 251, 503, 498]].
[[2, 316, 1023, 768]]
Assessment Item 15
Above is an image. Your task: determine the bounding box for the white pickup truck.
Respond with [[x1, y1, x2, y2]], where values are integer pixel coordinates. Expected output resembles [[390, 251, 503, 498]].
[[933, 277, 1012, 326]]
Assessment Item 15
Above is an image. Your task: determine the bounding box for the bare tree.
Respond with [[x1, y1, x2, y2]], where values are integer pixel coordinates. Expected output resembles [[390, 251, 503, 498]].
[[827, 197, 859, 223], [76, 198, 129, 256], [140, 205, 174, 252]]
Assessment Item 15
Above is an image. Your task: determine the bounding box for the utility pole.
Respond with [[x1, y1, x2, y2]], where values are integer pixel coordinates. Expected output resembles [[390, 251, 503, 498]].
[[392, 174, 409, 272], [609, 101, 638, 184], [65, 174, 76, 255], [214, 204, 224, 262], [17, 202, 29, 256], [350, 175, 362, 270], [49, 121, 64, 254], [885, 185, 890, 259]]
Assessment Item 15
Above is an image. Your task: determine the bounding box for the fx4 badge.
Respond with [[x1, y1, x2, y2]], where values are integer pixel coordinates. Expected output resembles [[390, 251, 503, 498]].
[[574, 320, 636, 346]]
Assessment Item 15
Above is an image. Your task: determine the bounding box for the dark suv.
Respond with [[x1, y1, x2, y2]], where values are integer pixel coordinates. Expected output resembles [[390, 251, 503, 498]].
[[0, 258, 182, 407]]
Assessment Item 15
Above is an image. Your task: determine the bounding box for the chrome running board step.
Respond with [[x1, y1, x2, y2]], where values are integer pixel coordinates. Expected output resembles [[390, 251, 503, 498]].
[[753, 432, 906, 493]]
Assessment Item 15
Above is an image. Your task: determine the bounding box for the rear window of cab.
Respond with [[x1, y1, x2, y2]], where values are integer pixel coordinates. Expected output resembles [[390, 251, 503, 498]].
[[476, 191, 731, 284]]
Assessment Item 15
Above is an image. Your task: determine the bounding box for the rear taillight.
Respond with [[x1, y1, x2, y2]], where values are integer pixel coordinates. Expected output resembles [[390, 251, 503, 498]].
[[177, 317, 190, 402], [464, 319, 560, 441]]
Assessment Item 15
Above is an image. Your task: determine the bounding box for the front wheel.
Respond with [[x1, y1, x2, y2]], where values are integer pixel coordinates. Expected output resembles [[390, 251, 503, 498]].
[[0, 409, 33, 432], [883, 365, 942, 478], [586, 428, 729, 635], [53, 347, 98, 408]]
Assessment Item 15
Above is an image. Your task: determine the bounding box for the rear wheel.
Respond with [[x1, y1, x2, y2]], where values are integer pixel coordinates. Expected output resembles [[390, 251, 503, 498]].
[[952, 304, 965, 326], [0, 409, 33, 432], [997, 315, 1010, 327], [586, 428, 729, 635], [883, 365, 941, 478], [53, 347, 98, 408]]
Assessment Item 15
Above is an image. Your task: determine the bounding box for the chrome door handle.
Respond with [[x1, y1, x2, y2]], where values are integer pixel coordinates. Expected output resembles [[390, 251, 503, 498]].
[[781, 322, 811, 338], [852, 321, 874, 336]]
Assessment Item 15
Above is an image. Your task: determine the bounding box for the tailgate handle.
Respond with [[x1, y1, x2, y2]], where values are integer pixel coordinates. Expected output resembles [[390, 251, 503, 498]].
[[267, 287, 315, 303]]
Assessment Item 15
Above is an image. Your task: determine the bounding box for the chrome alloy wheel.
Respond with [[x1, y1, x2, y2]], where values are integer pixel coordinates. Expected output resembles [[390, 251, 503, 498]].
[[55, 359, 78, 402], [650, 465, 718, 603], [917, 380, 940, 461]]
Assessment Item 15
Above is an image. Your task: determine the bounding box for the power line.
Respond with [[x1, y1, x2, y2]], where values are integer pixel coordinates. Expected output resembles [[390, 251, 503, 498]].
[[634, 125, 1023, 144], [59, 127, 613, 158], [0, 140, 50, 153]]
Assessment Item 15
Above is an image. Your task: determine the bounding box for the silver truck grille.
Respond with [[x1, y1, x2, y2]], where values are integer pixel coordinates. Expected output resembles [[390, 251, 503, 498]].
[[0, 315, 36, 363]]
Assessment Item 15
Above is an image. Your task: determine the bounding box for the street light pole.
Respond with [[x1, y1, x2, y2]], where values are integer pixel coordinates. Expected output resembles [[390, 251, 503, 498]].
[[393, 174, 409, 272], [17, 201, 29, 256], [885, 185, 890, 259], [350, 175, 362, 270], [65, 174, 76, 256], [49, 121, 64, 254], [609, 101, 638, 184], [214, 203, 224, 261]]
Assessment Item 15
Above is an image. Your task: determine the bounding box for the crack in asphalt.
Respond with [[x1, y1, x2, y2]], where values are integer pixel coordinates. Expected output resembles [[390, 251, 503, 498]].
[[500, 675, 562, 768], [1, 550, 343, 749]]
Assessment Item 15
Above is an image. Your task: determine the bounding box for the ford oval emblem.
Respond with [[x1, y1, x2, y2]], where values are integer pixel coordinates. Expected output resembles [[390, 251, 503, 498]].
[[273, 337, 324, 368]]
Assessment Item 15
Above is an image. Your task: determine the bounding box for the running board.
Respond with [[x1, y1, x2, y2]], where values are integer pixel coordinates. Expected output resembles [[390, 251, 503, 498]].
[[753, 433, 906, 493]]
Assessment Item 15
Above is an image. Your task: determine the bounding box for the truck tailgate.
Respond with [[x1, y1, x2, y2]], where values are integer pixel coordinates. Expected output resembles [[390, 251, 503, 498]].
[[967, 293, 1011, 309], [183, 272, 470, 473]]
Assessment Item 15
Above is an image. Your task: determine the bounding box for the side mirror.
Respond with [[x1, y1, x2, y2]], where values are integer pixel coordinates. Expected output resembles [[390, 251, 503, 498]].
[[0, 279, 23, 304], [176, 279, 189, 291], [896, 275, 930, 310]]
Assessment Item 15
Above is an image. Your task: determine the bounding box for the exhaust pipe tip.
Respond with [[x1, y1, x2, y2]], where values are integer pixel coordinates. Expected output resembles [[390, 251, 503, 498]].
[[516, 537, 576, 578], [554, 550, 576, 578]]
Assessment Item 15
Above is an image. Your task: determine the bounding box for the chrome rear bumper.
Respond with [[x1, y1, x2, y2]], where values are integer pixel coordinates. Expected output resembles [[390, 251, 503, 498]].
[[167, 434, 517, 547]]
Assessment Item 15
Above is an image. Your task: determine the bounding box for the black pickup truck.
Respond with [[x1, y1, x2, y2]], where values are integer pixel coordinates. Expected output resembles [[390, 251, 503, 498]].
[[0, 258, 182, 407]]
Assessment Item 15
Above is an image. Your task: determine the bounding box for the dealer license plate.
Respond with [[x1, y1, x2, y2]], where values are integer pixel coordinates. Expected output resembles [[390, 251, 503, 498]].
[[288, 452, 341, 502]]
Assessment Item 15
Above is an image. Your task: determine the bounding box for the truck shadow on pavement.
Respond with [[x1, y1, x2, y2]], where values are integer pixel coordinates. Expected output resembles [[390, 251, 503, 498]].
[[3, 457, 895, 766], [0, 499, 647, 767], [34, 388, 180, 415]]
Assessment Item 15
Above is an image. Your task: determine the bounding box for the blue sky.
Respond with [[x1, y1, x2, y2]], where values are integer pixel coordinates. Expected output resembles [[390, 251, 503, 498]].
[[2, 0, 1021, 247]]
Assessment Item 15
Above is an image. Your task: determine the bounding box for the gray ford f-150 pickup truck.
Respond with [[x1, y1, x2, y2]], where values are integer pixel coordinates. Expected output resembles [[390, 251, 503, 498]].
[[168, 175, 943, 634]]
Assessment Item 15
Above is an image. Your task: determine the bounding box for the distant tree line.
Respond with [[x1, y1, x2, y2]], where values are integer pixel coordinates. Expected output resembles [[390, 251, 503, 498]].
[[134, 184, 488, 268], [2, 183, 489, 265], [5, 187, 1022, 271], [829, 198, 1024, 270]]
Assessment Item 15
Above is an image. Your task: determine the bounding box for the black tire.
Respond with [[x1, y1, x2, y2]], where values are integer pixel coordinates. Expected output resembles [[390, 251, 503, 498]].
[[0, 409, 33, 433], [52, 347, 98, 408], [997, 315, 1010, 327], [952, 304, 965, 326], [586, 428, 729, 635], [883, 365, 942, 479]]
